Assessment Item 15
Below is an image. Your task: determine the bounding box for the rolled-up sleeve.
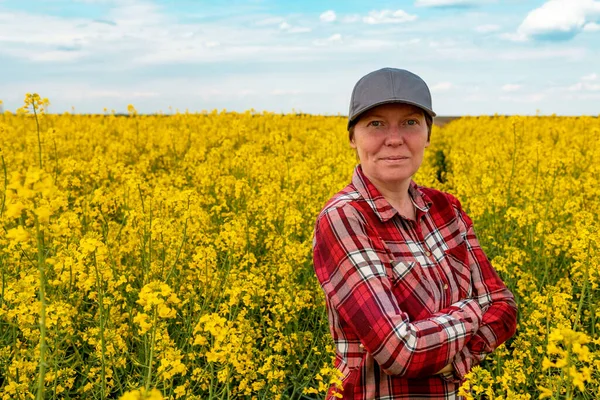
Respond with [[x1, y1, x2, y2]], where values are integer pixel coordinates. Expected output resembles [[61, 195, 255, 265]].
[[445, 195, 518, 382], [313, 204, 484, 377]]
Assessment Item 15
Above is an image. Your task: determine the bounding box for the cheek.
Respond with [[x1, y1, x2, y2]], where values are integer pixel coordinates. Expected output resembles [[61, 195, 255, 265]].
[[411, 134, 429, 149], [358, 137, 383, 153]]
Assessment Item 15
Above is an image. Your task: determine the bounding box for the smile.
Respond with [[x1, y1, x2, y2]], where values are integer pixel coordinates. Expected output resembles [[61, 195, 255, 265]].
[[380, 156, 409, 161]]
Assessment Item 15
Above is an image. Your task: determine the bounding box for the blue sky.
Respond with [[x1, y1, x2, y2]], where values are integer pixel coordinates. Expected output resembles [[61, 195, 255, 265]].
[[0, 0, 599, 116]]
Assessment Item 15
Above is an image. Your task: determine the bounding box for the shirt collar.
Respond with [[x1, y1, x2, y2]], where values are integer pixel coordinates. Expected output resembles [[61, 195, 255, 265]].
[[351, 164, 433, 222]]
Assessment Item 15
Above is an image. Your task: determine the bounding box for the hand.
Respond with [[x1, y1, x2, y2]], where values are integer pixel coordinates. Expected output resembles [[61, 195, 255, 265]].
[[435, 363, 454, 374]]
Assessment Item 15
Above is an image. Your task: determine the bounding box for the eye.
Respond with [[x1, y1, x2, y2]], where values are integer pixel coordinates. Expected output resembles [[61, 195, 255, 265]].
[[406, 119, 419, 126], [367, 120, 383, 127]]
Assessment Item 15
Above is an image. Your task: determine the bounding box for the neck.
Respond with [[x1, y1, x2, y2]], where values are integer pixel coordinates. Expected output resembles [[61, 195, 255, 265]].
[[375, 179, 412, 205], [363, 172, 415, 218]]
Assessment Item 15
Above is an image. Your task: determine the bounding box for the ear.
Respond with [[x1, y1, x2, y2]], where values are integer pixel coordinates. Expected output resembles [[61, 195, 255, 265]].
[[424, 138, 430, 148], [350, 139, 357, 149]]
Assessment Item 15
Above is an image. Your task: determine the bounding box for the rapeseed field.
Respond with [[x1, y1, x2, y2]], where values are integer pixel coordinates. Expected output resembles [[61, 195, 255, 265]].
[[0, 94, 599, 399]]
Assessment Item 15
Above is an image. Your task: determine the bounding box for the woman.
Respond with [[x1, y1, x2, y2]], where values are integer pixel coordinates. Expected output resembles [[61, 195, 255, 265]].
[[312, 67, 517, 399]]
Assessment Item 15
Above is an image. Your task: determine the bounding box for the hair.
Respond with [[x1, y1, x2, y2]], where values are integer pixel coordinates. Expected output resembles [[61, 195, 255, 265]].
[[348, 109, 433, 142]]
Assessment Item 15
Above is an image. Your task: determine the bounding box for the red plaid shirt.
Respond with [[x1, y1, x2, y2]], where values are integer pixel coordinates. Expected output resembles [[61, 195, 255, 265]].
[[313, 165, 517, 399]]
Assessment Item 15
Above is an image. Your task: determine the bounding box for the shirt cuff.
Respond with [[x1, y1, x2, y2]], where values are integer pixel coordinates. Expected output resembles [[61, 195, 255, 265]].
[[452, 345, 474, 381], [439, 346, 473, 384]]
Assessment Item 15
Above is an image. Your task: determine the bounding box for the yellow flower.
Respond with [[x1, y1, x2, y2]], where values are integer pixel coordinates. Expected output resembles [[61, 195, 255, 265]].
[[6, 225, 30, 243], [1, 100, 600, 398], [538, 386, 552, 399], [34, 205, 52, 225], [133, 312, 153, 335], [119, 388, 163, 400], [541, 357, 554, 371], [5, 201, 26, 219]]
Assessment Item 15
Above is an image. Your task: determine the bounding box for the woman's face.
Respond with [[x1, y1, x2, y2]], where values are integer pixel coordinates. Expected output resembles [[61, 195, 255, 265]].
[[350, 103, 430, 188]]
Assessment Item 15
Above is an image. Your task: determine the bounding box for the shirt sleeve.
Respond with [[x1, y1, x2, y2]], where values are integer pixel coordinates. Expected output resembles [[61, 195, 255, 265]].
[[444, 194, 518, 382], [313, 204, 484, 378]]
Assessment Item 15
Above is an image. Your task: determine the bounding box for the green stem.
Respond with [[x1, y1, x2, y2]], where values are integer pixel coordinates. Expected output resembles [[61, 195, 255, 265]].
[[505, 122, 518, 208], [0, 154, 6, 217], [145, 309, 158, 391], [165, 216, 189, 283], [1, 255, 5, 310], [573, 240, 591, 332], [94, 252, 107, 399], [35, 213, 47, 400], [565, 350, 572, 400], [52, 138, 59, 184], [208, 362, 215, 400], [32, 104, 43, 169]]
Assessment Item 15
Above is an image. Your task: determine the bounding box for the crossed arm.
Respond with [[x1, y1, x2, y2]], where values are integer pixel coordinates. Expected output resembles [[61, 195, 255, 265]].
[[445, 195, 518, 381], [313, 201, 517, 380]]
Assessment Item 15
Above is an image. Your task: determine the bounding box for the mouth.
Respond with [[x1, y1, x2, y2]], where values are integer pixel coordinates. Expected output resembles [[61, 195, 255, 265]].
[[380, 156, 409, 161]]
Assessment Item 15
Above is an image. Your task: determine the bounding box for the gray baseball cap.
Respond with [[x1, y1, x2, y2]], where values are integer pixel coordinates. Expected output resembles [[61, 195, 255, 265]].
[[348, 67, 436, 130]]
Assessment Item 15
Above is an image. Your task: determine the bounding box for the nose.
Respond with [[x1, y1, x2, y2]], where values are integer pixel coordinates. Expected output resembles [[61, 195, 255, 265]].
[[384, 124, 405, 146]]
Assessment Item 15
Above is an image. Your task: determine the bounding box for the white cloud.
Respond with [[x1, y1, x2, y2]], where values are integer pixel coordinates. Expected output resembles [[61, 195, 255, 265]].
[[0, 69, 351, 114], [279, 21, 311, 33], [464, 94, 487, 102], [429, 39, 457, 48], [341, 14, 361, 23], [425, 40, 587, 63], [2, 0, 599, 117], [288, 27, 312, 33], [474, 24, 501, 33], [515, 0, 600, 41], [546, 74, 600, 95], [568, 82, 584, 91], [415, 0, 482, 7], [572, 82, 600, 91], [3, 48, 90, 62], [349, 39, 396, 49], [568, 81, 600, 91], [431, 82, 453, 91], [499, 32, 529, 42], [236, 89, 255, 97], [496, 48, 586, 61], [255, 17, 285, 26], [320, 10, 337, 23], [0, 2, 184, 63], [88, 90, 159, 98], [583, 21, 600, 31], [73, 0, 116, 4], [502, 84, 521, 92], [363, 10, 418, 24], [313, 33, 342, 46], [401, 38, 422, 46], [0, 1, 327, 66], [575, 93, 600, 100], [271, 89, 303, 95], [500, 93, 545, 103]]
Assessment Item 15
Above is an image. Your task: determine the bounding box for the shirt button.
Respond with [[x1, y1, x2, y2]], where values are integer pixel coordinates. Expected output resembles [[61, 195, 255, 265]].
[[443, 283, 449, 290], [359, 343, 364, 349], [425, 250, 432, 257]]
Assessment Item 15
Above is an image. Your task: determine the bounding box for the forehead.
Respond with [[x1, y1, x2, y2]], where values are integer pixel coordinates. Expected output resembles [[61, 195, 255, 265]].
[[362, 103, 424, 118]]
